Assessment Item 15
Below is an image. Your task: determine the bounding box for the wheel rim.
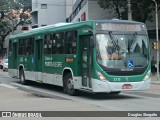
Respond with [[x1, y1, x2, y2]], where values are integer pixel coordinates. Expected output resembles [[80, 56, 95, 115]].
[[67, 78, 74, 90]]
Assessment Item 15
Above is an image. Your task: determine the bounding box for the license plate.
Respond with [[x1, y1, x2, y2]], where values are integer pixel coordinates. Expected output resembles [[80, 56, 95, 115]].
[[122, 84, 132, 89]]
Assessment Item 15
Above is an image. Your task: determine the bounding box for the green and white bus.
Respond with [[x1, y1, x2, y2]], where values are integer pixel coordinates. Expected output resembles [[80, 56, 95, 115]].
[[8, 20, 151, 95]]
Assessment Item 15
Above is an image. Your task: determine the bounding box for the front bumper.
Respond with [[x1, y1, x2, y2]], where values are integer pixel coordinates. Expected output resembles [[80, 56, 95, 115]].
[[91, 78, 151, 93]]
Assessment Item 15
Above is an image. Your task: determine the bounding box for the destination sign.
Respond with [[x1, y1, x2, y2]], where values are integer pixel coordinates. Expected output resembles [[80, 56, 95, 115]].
[[96, 23, 143, 32]]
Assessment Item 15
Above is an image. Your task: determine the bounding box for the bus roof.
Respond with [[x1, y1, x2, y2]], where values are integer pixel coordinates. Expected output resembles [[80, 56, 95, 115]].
[[95, 19, 144, 24], [9, 20, 94, 39], [9, 20, 144, 39]]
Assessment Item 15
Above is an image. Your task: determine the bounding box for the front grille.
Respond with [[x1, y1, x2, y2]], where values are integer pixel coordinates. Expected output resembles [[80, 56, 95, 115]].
[[99, 64, 147, 76], [105, 70, 145, 76]]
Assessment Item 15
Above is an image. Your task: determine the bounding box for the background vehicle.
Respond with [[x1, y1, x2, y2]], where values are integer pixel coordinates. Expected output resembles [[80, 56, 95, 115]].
[[8, 20, 151, 95], [0, 58, 3, 69], [2, 59, 8, 71], [0, 57, 7, 69]]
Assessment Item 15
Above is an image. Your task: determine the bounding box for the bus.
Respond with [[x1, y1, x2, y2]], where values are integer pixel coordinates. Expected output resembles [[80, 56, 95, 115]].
[[8, 20, 151, 95]]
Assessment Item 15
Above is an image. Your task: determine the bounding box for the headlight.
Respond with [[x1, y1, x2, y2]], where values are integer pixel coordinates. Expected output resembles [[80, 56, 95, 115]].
[[96, 70, 106, 80], [143, 70, 151, 81]]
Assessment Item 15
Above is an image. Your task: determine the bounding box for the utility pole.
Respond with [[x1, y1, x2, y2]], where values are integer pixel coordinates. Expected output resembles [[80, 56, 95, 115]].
[[152, 0, 159, 81], [127, 0, 132, 20]]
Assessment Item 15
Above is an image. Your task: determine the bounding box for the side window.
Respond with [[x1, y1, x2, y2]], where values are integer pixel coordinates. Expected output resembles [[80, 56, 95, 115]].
[[26, 37, 34, 55], [19, 38, 26, 55], [65, 30, 77, 54], [44, 34, 52, 54], [52, 33, 64, 54]]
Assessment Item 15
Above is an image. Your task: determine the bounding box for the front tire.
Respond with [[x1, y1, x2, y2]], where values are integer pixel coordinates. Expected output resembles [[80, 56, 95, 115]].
[[20, 69, 27, 85], [65, 73, 76, 96]]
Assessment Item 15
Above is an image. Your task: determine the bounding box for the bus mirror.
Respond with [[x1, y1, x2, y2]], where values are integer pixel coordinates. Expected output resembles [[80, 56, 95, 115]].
[[90, 36, 95, 48], [88, 29, 93, 34]]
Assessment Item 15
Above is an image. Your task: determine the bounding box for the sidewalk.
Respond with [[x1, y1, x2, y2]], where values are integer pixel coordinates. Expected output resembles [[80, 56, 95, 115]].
[[151, 74, 160, 85]]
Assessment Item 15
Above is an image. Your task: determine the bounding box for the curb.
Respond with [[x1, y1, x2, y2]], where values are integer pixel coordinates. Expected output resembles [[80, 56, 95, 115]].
[[151, 75, 160, 85], [151, 81, 160, 85]]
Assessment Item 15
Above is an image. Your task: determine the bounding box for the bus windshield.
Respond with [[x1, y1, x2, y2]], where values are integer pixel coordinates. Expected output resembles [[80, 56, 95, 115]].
[[96, 33, 149, 69]]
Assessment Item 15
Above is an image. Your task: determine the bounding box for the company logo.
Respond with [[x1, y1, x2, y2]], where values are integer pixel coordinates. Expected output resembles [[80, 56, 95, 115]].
[[2, 112, 11, 117], [1, 112, 42, 118]]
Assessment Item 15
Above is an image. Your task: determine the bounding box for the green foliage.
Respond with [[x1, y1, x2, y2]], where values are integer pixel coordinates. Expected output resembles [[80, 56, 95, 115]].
[[0, 0, 19, 11], [0, 0, 31, 50], [122, 0, 158, 22], [98, 0, 160, 22], [98, 0, 126, 19]]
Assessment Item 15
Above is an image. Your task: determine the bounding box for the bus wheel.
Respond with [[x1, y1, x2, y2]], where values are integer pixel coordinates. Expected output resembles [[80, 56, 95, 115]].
[[65, 73, 76, 96], [20, 69, 27, 85]]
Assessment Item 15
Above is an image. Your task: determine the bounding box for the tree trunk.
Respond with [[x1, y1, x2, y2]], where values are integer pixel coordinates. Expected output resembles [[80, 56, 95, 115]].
[[0, 31, 9, 56], [113, 0, 121, 19]]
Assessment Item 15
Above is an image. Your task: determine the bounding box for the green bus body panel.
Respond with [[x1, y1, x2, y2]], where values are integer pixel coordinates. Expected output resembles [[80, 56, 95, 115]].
[[8, 52, 13, 69], [43, 55, 78, 75], [18, 55, 34, 71], [8, 20, 151, 83], [8, 21, 94, 76]]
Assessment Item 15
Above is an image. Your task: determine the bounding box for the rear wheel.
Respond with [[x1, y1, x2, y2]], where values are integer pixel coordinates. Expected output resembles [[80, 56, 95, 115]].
[[65, 73, 77, 96], [20, 69, 27, 85]]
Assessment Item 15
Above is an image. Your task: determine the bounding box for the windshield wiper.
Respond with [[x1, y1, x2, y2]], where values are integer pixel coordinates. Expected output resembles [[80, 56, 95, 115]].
[[128, 32, 137, 52], [109, 31, 120, 51]]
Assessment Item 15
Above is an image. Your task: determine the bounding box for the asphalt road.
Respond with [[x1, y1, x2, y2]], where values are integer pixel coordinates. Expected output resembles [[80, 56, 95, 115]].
[[0, 70, 160, 119]]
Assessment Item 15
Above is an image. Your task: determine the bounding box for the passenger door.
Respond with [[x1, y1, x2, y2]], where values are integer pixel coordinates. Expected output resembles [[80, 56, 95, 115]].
[[80, 35, 93, 88], [35, 40, 43, 71], [34, 35, 43, 81]]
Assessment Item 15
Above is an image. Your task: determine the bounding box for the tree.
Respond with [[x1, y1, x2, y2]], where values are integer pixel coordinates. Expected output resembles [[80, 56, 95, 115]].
[[98, 0, 126, 19], [0, 0, 31, 55], [98, 0, 160, 22], [121, 0, 160, 23]]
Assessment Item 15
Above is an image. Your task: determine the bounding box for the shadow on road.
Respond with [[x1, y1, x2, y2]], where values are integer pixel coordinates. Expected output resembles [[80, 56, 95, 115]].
[[76, 92, 140, 100], [14, 80, 140, 100]]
